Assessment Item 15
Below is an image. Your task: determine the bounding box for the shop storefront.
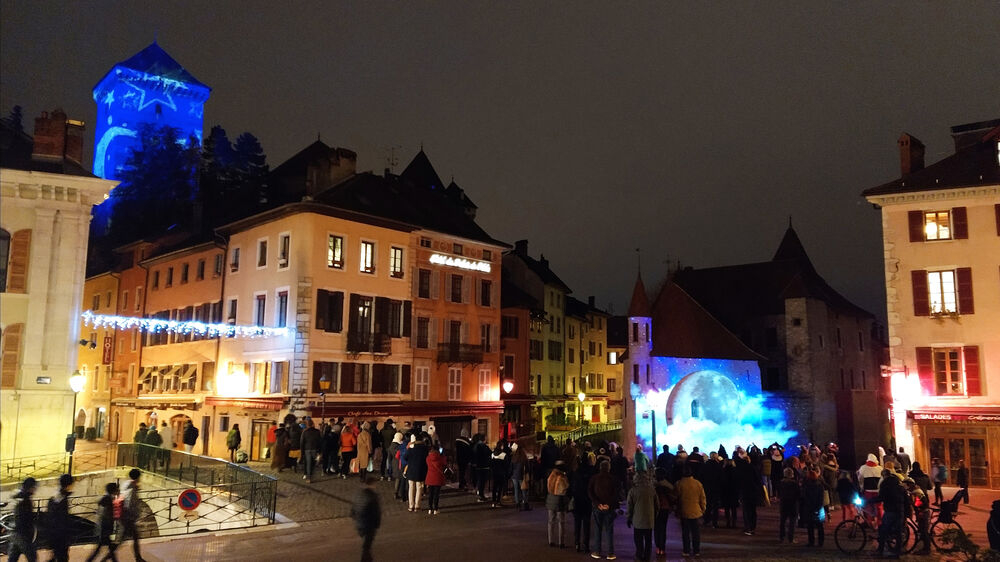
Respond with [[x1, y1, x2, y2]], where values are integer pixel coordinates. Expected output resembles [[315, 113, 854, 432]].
[[909, 408, 1000, 489], [205, 396, 285, 461]]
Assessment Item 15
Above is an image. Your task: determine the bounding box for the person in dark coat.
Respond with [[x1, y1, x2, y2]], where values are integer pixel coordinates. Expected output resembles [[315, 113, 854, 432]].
[[988, 499, 1000, 551], [540, 436, 560, 477], [490, 440, 511, 507], [735, 451, 759, 535], [510, 443, 530, 511], [351, 475, 382, 562], [473, 434, 493, 502], [777, 468, 800, 543], [610, 445, 630, 501], [876, 468, 906, 557], [653, 468, 675, 556], [655, 444, 674, 474], [700, 452, 723, 528], [455, 428, 473, 490], [589, 460, 622, 559], [182, 420, 199, 453], [46, 474, 74, 562], [801, 467, 826, 547], [8, 477, 37, 562], [300, 418, 321, 483], [321, 423, 340, 475], [403, 435, 429, 512], [721, 457, 740, 528], [570, 455, 594, 552], [85, 482, 120, 562], [379, 420, 396, 479], [956, 459, 970, 504], [271, 423, 290, 471], [908, 462, 932, 495]]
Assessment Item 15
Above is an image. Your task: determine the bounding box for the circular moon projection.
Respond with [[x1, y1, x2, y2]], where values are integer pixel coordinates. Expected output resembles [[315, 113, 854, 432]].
[[665, 370, 743, 425]]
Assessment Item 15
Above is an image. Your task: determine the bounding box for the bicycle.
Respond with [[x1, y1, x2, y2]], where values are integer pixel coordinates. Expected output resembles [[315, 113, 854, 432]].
[[928, 497, 963, 553], [0, 501, 13, 549], [835, 496, 912, 555]]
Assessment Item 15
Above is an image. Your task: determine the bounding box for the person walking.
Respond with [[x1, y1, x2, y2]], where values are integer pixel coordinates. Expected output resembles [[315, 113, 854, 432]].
[[357, 422, 373, 481], [455, 428, 473, 491], [340, 425, 357, 479], [265, 421, 277, 459], [271, 423, 289, 472], [546, 460, 570, 548], [511, 443, 530, 511], [425, 444, 446, 515], [571, 455, 595, 552], [473, 434, 492, 502], [321, 422, 340, 475], [896, 447, 912, 475], [736, 450, 759, 535], [931, 458, 947, 505], [627, 472, 658, 562], [46, 474, 74, 562], [653, 468, 675, 556], [777, 467, 800, 544], [300, 418, 321, 483], [801, 467, 826, 547], [182, 420, 199, 454], [403, 434, 429, 512], [8, 477, 37, 562], [676, 465, 707, 557], [85, 482, 120, 562], [701, 451, 723, 528], [226, 424, 241, 463], [285, 415, 303, 472], [956, 459, 970, 504], [120, 469, 146, 562], [491, 440, 510, 507], [350, 475, 382, 562], [142, 424, 161, 470], [588, 459, 621, 560]]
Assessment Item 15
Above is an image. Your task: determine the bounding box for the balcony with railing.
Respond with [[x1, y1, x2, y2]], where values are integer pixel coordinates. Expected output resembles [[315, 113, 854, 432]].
[[436, 343, 484, 364], [346, 332, 392, 354]]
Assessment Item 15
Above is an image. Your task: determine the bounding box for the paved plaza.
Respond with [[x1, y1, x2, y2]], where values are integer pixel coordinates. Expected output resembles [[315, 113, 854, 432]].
[[51, 466, 994, 562]]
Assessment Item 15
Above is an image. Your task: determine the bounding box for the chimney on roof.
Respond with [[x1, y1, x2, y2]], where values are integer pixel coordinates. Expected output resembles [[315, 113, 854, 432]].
[[32, 109, 86, 165], [539, 254, 548, 268], [514, 240, 528, 255], [898, 133, 925, 177]]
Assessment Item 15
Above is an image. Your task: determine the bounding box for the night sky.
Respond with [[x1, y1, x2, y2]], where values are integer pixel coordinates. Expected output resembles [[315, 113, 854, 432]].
[[3, 3, 998, 318]]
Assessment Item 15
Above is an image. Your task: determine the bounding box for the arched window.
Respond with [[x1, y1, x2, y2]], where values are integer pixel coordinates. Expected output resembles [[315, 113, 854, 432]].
[[0, 229, 10, 292]]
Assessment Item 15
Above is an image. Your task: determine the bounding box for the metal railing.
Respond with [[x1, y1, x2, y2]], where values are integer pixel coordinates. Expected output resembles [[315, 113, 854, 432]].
[[2, 449, 116, 484], [436, 343, 484, 363], [346, 332, 391, 354], [552, 420, 623, 445]]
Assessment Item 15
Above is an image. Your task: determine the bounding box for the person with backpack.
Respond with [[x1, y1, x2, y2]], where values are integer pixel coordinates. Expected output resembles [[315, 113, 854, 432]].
[[120, 469, 146, 562], [85, 482, 120, 562], [546, 460, 570, 548], [46, 474, 74, 562], [626, 471, 658, 562], [652, 468, 675, 556], [8, 477, 37, 562], [931, 458, 947, 505], [226, 424, 241, 463]]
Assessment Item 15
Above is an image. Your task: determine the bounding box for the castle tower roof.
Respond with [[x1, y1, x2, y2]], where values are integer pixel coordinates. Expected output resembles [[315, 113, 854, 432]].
[[627, 274, 650, 317]]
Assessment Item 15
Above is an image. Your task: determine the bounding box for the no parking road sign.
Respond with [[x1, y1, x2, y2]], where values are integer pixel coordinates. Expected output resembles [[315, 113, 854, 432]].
[[178, 488, 201, 511]]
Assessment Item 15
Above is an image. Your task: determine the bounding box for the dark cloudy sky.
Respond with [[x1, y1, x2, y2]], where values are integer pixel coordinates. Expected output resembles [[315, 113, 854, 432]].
[[3, 2, 998, 317]]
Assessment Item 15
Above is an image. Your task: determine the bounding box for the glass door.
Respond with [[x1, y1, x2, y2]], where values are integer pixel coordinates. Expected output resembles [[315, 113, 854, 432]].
[[968, 438, 987, 487]]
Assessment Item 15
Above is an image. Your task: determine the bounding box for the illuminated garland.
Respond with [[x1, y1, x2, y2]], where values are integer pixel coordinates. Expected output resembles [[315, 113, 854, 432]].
[[81, 310, 291, 339]]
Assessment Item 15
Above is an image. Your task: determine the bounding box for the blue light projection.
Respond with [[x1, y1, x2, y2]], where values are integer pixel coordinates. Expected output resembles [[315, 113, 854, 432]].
[[92, 43, 210, 180], [633, 357, 796, 457]]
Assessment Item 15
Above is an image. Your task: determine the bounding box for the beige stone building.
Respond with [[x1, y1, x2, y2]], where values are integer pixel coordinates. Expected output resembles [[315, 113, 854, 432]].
[[1, 110, 117, 459], [863, 118, 1000, 488]]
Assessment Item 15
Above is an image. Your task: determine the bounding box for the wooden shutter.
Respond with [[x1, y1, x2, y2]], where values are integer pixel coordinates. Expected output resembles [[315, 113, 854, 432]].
[[1, 323, 24, 388], [462, 275, 470, 303], [908, 211, 924, 243], [402, 301, 412, 338], [956, 267, 974, 314], [911, 270, 929, 316], [315, 289, 329, 330], [7, 230, 31, 293], [963, 346, 981, 395], [331, 292, 344, 332], [400, 365, 411, 394], [995, 204, 1000, 236], [915, 347, 934, 396], [952, 207, 968, 239], [340, 363, 356, 393], [429, 318, 437, 347], [445, 275, 453, 303], [371, 364, 386, 393], [347, 293, 359, 336], [431, 271, 440, 299], [311, 361, 321, 393], [374, 297, 389, 335]]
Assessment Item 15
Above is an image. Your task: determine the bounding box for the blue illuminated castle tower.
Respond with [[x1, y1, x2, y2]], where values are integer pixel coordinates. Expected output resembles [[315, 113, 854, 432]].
[[623, 273, 652, 455], [92, 42, 210, 180]]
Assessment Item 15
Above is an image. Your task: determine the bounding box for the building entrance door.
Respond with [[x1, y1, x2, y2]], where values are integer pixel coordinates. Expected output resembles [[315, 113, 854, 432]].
[[926, 425, 989, 487], [250, 420, 270, 461]]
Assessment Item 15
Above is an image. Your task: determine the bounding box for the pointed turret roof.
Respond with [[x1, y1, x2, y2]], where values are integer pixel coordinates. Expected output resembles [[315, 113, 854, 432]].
[[401, 149, 444, 190], [627, 274, 651, 317], [112, 41, 209, 89], [771, 225, 815, 273]]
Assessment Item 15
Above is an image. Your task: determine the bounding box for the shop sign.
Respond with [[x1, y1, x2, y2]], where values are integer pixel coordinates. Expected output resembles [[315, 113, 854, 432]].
[[913, 412, 1000, 422], [206, 397, 283, 411], [429, 253, 491, 273]]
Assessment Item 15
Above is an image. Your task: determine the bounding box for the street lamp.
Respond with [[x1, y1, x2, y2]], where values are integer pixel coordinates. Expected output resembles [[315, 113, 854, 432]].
[[502, 379, 514, 394], [577, 392, 585, 424], [642, 409, 657, 462], [318, 374, 331, 423], [68, 370, 86, 474]]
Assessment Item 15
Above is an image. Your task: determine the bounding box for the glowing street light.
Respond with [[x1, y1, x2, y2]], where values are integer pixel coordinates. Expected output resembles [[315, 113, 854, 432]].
[[502, 379, 514, 394], [318, 374, 331, 422]]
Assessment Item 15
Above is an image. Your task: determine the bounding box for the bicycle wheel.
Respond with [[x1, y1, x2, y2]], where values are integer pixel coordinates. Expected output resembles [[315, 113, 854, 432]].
[[0, 513, 15, 549], [835, 519, 868, 554], [903, 520, 921, 554], [931, 520, 963, 553]]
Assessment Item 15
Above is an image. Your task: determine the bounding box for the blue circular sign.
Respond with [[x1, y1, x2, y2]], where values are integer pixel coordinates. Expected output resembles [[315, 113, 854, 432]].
[[178, 488, 201, 511]]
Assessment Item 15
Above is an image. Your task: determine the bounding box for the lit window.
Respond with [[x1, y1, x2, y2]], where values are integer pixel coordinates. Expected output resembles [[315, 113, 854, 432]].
[[478, 368, 491, 401], [230, 248, 241, 272], [327, 235, 344, 269], [255, 294, 266, 327], [360, 241, 375, 274], [277, 291, 288, 328], [933, 348, 963, 395], [448, 368, 462, 400], [390, 247, 404, 278], [927, 270, 957, 314], [924, 211, 951, 240]]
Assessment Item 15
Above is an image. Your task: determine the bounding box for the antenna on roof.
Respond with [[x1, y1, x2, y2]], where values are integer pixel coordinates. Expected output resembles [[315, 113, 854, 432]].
[[788, 215, 793, 228], [317, 132, 321, 141], [383, 145, 401, 173]]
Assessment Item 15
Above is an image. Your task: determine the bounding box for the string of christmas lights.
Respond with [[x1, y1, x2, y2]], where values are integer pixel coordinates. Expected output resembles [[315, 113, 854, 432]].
[[81, 310, 292, 339]]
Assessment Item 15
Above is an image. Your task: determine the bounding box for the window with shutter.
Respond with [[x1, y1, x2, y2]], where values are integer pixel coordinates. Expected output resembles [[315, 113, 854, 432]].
[[340, 363, 356, 393], [916, 347, 936, 396], [951, 207, 968, 239], [963, 346, 981, 395], [908, 210, 924, 242], [6, 230, 31, 293], [400, 365, 411, 394], [995, 204, 1000, 236], [1, 323, 24, 388], [316, 290, 329, 330], [911, 270, 929, 316], [402, 301, 412, 337]]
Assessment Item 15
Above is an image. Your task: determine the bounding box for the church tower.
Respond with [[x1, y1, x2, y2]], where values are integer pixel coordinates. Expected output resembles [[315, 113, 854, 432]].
[[92, 41, 211, 180], [623, 272, 652, 457]]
